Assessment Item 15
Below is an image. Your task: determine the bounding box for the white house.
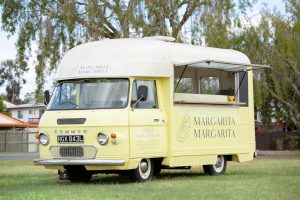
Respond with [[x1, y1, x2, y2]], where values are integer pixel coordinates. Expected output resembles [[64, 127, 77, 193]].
[[4, 100, 46, 124]]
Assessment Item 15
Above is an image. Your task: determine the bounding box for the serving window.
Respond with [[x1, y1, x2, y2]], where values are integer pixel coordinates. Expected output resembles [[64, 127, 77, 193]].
[[174, 66, 246, 105]]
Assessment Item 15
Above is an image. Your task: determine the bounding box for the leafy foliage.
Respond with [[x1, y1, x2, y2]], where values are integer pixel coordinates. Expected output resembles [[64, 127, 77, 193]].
[[0, 0, 254, 99], [0, 96, 10, 115], [240, 1, 300, 130], [2, 0, 298, 130], [0, 59, 26, 103]]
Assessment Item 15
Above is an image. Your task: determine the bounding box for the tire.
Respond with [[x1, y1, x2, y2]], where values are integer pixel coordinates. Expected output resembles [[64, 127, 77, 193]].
[[203, 155, 227, 176], [65, 166, 92, 182], [153, 159, 162, 177], [130, 158, 154, 182], [58, 169, 69, 180], [202, 165, 210, 174]]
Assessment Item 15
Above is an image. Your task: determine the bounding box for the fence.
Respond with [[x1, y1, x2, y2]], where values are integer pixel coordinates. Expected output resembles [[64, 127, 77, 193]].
[[256, 131, 300, 150], [0, 130, 38, 152]]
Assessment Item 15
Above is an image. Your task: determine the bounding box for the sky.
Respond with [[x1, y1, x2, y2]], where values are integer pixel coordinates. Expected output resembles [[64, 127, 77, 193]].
[[0, 0, 285, 100]]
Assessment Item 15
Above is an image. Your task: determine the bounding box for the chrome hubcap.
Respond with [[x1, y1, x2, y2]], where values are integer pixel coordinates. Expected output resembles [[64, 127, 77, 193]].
[[213, 155, 224, 173], [138, 158, 151, 179], [140, 160, 148, 173]]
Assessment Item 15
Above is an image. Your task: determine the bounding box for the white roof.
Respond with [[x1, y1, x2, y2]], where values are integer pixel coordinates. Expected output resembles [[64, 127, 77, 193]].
[[55, 38, 256, 81], [6, 103, 46, 110], [3, 100, 16, 108]]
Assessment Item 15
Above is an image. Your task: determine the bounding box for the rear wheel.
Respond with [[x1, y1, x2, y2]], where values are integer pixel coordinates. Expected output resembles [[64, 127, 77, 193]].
[[203, 155, 227, 176], [130, 158, 154, 182], [65, 166, 92, 182], [202, 165, 210, 174]]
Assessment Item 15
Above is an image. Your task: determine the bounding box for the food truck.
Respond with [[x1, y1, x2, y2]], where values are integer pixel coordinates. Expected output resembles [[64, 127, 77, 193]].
[[34, 37, 268, 182]]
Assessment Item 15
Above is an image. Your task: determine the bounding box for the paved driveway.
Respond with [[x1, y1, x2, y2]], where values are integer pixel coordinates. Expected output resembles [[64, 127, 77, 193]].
[[0, 153, 39, 160]]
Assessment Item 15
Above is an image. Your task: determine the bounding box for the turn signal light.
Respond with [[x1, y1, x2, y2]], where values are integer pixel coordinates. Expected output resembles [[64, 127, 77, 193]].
[[111, 133, 117, 139]]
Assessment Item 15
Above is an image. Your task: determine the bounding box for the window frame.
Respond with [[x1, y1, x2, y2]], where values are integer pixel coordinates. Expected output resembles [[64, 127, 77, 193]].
[[47, 78, 130, 110], [130, 79, 159, 109], [17, 110, 23, 119], [173, 66, 247, 106]]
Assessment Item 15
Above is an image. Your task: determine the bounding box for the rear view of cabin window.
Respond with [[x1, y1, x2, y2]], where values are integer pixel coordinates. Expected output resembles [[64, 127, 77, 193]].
[[131, 80, 158, 109], [174, 78, 193, 93], [199, 77, 220, 95]]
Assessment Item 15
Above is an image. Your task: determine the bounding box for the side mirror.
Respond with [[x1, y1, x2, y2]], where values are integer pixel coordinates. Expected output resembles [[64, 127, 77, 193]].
[[44, 90, 50, 105], [132, 85, 148, 110], [137, 85, 148, 101]]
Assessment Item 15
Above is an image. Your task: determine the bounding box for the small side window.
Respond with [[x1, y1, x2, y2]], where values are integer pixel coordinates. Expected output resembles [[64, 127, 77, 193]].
[[18, 111, 23, 119], [131, 80, 158, 109]]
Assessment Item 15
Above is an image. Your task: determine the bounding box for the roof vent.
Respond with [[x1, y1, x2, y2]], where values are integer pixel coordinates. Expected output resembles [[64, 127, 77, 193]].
[[143, 36, 176, 42]]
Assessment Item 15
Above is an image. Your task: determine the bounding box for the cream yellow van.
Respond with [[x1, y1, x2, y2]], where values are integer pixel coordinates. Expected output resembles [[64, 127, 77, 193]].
[[34, 37, 268, 182]]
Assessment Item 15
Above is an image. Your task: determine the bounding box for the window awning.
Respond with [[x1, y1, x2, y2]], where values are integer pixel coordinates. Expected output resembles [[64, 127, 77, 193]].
[[174, 59, 270, 72]]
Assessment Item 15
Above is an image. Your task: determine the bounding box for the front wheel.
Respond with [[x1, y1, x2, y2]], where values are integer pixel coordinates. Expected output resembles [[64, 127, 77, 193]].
[[203, 155, 227, 176], [65, 166, 92, 182], [130, 158, 154, 182]]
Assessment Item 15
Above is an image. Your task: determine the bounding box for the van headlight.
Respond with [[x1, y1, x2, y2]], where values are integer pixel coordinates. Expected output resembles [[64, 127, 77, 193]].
[[98, 133, 108, 145], [39, 133, 49, 145]]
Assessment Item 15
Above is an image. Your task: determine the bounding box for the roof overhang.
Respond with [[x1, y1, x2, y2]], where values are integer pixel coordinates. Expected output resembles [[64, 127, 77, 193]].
[[174, 59, 270, 72]]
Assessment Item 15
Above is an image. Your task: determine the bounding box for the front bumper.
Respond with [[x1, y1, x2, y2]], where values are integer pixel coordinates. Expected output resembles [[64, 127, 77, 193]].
[[33, 159, 125, 166]]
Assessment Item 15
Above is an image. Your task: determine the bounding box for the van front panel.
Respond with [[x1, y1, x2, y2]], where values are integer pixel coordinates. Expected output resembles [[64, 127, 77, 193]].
[[38, 109, 130, 167]]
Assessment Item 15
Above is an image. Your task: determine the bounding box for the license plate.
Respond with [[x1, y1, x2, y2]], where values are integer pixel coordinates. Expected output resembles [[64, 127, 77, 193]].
[[57, 135, 84, 143]]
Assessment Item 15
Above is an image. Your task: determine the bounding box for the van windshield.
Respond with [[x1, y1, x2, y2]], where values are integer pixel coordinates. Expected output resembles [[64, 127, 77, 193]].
[[48, 79, 129, 110]]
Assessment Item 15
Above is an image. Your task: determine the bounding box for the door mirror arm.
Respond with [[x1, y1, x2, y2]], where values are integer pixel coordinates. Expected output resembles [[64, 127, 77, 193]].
[[131, 96, 144, 111]]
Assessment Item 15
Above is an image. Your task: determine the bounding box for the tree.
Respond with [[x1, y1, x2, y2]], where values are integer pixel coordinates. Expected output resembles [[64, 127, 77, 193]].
[[22, 92, 35, 104], [242, 1, 300, 130], [0, 96, 10, 115], [0, 59, 26, 103], [0, 0, 255, 99]]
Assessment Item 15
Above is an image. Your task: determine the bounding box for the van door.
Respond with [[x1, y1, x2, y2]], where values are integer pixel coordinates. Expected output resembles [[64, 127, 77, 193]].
[[129, 79, 167, 159]]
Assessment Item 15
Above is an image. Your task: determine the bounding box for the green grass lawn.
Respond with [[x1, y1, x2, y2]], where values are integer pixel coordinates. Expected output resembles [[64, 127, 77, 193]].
[[0, 155, 300, 200]]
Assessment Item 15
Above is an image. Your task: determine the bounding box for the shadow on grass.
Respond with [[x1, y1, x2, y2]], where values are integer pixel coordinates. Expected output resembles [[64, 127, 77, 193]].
[[0, 170, 208, 188], [66, 170, 208, 185]]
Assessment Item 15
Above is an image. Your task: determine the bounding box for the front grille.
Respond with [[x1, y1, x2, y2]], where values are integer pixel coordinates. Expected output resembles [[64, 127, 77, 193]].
[[60, 147, 83, 157], [50, 145, 97, 158]]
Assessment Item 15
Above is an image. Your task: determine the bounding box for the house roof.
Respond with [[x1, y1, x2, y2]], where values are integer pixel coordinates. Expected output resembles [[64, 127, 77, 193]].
[[0, 112, 33, 128], [3, 99, 16, 107], [6, 103, 46, 110]]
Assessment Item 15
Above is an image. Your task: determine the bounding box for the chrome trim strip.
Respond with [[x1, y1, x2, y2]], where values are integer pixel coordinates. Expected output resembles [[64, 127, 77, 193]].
[[33, 159, 125, 166]]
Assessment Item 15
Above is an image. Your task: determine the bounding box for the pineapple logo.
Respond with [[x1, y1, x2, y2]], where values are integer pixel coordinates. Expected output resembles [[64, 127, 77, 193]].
[[176, 112, 191, 142]]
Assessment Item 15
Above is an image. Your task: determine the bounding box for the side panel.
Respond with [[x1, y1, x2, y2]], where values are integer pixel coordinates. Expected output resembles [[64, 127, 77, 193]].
[[247, 71, 256, 154], [163, 72, 255, 167], [163, 105, 253, 167], [129, 109, 167, 158], [129, 79, 167, 159]]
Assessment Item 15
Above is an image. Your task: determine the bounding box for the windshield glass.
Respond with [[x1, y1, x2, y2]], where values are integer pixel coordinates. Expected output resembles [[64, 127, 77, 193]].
[[48, 79, 129, 110]]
